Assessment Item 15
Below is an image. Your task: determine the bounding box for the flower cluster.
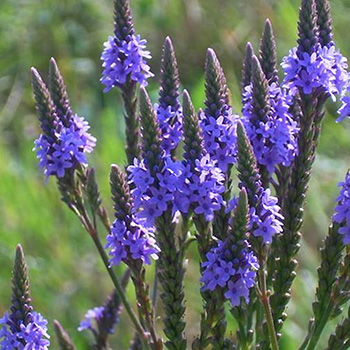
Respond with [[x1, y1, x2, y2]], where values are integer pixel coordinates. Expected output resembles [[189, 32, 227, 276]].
[[251, 188, 283, 244], [156, 104, 183, 155], [282, 44, 348, 98], [78, 307, 105, 332], [106, 217, 159, 267], [101, 34, 153, 92], [0, 312, 50, 350], [333, 171, 350, 244], [128, 157, 180, 226], [78, 304, 121, 335], [242, 82, 299, 173], [200, 106, 239, 172], [129, 154, 225, 224], [176, 155, 225, 221], [200, 239, 258, 306], [34, 114, 96, 178], [227, 189, 283, 244]]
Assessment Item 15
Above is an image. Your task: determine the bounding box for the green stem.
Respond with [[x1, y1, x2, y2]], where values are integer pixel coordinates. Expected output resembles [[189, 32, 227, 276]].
[[76, 200, 150, 350], [237, 321, 249, 350], [258, 268, 279, 350], [151, 265, 158, 309], [255, 299, 264, 344]]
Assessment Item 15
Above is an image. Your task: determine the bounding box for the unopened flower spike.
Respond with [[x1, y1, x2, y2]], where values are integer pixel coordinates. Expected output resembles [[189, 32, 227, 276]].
[[201, 48, 239, 252], [78, 289, 125, 347], [297, 172, 350, 350], [31, 67, 59, 138], [201, 48, 238, 173], [156, 37, 183, 156], [242, 56, 298, 177], [178, 90, 225, 223], [113, 0, 134, 41], [49, 57, 73, 125], [128, 87, 188, 224], [182, 90, 203, 166], [0, 245, 50, 350], [297, 0, 319, 56], [236, 122, 283, 245], [138, 87, 163, 172], [241, 42, 255, 94], [315, 0, 333, 47], [32, 64, 96, 179], [54, 320, 76, 350], [201, 189, 259, 306], [133, 90, 187, 349], [100, 0, 153, 91], [259, 19, 278, 84]]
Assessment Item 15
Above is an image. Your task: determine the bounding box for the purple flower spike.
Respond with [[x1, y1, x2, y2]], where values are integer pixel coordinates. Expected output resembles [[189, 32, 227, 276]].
[[34, 113, 96, 179], [1, 312, 50, 350], [200, 240, 259, 306], [200, 107, 239, 173], [242, 82, 299, 174], [108, 165, 160, 267], [282, 44, 348, 99], [101, 34, 153, 92], [78, 307, 105, 332]]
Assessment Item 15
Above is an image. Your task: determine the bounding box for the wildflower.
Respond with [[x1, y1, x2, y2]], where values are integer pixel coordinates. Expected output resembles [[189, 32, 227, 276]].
[[107, 165, 159, 266], [0, 246, 50, 350], [32, 66, 96, 179], [242, 81, 298, 174], [101, 34, 153, 92], [34, 114, 96, 178], [201, 239, 258, 306]]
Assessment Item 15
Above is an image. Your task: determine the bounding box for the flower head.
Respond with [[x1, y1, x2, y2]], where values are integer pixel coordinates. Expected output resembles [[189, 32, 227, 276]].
[[108, 165, 160, 266], [282, 42, 348, 99], [101, 34, 153, 92], [200, 107, 238, 173], [0, 312, 50, 350], [200, 240, 258, 306], [0, 246, 50, 350], [34, 114, 96, 178], [242, 82, 299, 174]]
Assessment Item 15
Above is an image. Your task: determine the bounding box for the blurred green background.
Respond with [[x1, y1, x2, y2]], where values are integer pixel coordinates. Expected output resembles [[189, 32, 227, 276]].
[[1, 0, 350, 348]]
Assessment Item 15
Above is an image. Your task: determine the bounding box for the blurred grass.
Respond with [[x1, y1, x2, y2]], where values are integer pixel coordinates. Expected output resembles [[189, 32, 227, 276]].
[[1, 0, 350, 348]]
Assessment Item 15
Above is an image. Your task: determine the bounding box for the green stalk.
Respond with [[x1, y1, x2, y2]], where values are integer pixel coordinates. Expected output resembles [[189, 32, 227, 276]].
[[76, 195, 150, 350], [257, 266, 279, 350], [237, 321, 249, 350]]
